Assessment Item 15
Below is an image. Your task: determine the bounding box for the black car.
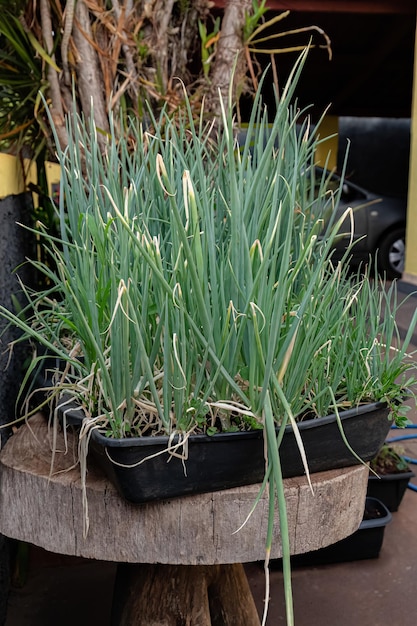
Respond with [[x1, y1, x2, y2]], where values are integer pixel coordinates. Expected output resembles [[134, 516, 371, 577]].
[[321, 170, 406, 279], [238, 127, 406, 279]]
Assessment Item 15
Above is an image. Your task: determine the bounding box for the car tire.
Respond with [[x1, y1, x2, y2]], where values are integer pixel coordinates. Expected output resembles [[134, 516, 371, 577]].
[[378, 227, 406, 280]]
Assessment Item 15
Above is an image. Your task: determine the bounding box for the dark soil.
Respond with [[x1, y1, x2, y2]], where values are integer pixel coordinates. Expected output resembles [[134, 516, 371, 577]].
[[363, 501, 384, 521]]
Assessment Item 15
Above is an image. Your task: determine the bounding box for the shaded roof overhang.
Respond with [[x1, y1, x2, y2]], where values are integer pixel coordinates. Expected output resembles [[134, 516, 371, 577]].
[[214, 0, 416, 118]]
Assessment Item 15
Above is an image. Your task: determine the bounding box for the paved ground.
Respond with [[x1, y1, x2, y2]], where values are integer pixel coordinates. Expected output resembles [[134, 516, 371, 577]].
[[4, 280, 417, 625]]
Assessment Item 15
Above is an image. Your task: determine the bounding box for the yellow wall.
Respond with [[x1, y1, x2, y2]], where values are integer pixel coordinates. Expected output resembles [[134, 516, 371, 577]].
[[314, 115, 339, 171], [0, 153, 37, 198], [403, 21, 417, 284], [0, 153, 61, 201]]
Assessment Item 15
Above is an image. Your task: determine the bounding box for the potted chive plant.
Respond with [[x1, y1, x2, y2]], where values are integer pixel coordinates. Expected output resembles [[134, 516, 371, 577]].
[[1, 56, 417, 626]]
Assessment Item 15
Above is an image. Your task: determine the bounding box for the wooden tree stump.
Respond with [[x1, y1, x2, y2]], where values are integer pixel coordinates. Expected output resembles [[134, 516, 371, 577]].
[[0, 414, 369, 624], [0, 414, 369, 563]]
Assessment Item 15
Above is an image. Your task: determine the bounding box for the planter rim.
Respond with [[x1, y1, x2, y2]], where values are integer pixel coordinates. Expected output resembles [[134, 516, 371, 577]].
[[368, 469, 415, 481], [294, 400, 388, 430], [361, 497, 392, 530], [82, 399, 389, 448]]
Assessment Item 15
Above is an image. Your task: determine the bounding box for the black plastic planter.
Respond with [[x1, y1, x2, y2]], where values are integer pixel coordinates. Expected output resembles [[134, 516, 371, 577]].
[[77, 400, 393, 504], [271, 497, 392, 568], [367, 468, 415, 511]]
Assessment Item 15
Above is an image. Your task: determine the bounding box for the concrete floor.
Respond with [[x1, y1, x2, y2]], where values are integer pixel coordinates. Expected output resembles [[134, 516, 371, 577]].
[[4, 280, 417, 625]]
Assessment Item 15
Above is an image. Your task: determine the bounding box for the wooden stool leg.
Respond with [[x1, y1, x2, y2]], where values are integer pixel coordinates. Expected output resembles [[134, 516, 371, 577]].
[[111, 563, 212, 626], [111, 563, 261, 626], [207, 564, 261, 626]]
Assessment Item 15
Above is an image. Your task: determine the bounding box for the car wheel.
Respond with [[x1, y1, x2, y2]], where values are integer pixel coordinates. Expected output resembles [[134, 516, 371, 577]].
[[378, 227, 406, 279]]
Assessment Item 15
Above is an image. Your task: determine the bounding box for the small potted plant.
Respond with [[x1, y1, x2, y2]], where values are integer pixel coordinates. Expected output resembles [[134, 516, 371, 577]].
[[368, 442, 415, 511], [1, 55, 417, 626]]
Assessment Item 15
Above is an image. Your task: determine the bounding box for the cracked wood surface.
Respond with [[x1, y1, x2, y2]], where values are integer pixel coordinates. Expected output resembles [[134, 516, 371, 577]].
[[0, 414, 368, 564]]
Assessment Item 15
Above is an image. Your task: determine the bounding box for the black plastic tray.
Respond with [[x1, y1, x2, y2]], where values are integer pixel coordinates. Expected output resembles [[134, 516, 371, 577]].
[[271, 497, 392, 568], [55, 394, 392, 504], [367, 469, 415, 511]]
